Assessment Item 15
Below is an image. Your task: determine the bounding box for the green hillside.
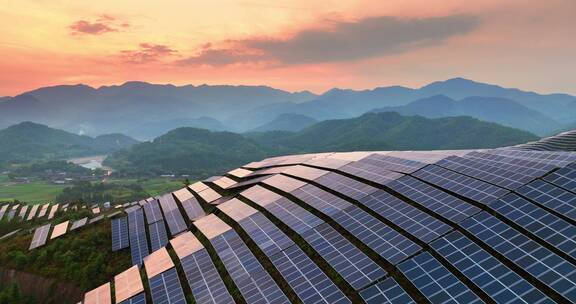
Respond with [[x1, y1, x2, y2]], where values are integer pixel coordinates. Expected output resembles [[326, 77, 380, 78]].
[[104, 127, 269, 177], [0, 122, 138, 166], [259, 112, 539, 152]]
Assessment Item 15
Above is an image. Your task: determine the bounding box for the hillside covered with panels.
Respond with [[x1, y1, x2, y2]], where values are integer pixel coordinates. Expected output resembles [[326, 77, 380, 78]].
[[3, 146, 576, 304]]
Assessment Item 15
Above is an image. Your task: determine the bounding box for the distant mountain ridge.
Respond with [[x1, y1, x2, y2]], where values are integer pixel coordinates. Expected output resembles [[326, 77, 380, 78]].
[[105, 112, 537, 178], [230, 78, 576, 131], [2, 78, 574, 137], [371, 95, 562, 135], [250, 113, 318, 132], [0, 122, 138, 165]]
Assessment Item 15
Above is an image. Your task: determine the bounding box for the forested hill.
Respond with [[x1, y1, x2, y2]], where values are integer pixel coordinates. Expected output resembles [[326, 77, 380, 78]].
[[0, 122, 138, 165], [106, 112, 538, 177], [104, 128, 268, 177]]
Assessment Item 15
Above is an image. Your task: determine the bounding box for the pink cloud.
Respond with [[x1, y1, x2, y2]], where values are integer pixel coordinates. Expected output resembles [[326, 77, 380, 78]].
[[120, 43, 178, 64]]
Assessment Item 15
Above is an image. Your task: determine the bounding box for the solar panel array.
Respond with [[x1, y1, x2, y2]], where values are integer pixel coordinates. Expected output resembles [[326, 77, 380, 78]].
[[70, 146, 576, 304]]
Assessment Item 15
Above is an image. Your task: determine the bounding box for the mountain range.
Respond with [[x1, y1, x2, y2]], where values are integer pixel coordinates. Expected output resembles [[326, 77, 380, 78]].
[[1, 78, 575, 138]]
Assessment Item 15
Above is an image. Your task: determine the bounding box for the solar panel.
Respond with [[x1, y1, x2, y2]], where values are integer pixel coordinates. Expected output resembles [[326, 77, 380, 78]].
[[157, 194, 187, 236], [464, 151, 555, 176], [37, 203, 50, 218], [398, 252, 482, 303], [29, 223, 51, 250], [176, 235, 234, 304], [226, 175, 269, 190], [189, 181, 210, 193], [17, 205, 28, 220], [196, 187, 222, 204], [148, 268, 186, 304], [359, 154, 427, 174], [359, 277, 415, 304], [282, 165, 330, 180], [148, 221, 169, 252], [338, 161, 405, 186], [516, 179, 576, 220], [460, 212, 576, 302], [47, 204, 59, 219], [237, 212, 294, 257], [26, 204, 39, 221], [70, 217, 88, 231], [114, 265, 145, 303], [544, 167, 576, 192], [332, 206, 421, 265], [240, 185, 284, 207], [0, 229, 21, 240], [6, 207, 17, 221], [173, 188, 205, 220], [435, 155, 532, 190], [412, 165, 510, 206], [493, 193, 576, 259], [358, 190, 452, 243], [84, 282, 111, 304], [302, 223, 386, 290], [50, 221, 69, 239], [255, 197, 324, 234], [170, 231, 233, 304], [263, 174, 307, 193], [387, 176, 481, 223], [0, 205, 8, 220], [142, 199, 164, 224], [111, 217, 129, 251], [118, 293, 146, 304], [312, 171, 380, 200], [89, 215, 104, 224], [432, 231, 553, 303], [212, 176, 237, 189], [290, 184, 352, 216], [270, 244, 351, 304], [210, 229, 290, 304], [228, 167, 252, 178], [128, 209, 149, 265], [143, 247, 175, 278], [490, 149, 576, 167]]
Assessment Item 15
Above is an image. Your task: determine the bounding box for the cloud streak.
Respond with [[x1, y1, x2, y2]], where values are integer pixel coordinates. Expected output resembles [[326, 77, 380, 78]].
[[179, 14, 479, 66], [120, 43, 178, 64], [69, 15, 129, 36]]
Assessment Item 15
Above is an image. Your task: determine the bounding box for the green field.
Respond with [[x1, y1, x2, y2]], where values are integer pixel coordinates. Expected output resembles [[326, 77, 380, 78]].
[[0, 175, 186, 204], [0, 180, 67, 203]]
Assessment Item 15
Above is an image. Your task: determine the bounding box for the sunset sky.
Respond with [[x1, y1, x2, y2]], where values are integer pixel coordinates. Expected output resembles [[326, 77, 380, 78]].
[[1, 0, 575, 96]]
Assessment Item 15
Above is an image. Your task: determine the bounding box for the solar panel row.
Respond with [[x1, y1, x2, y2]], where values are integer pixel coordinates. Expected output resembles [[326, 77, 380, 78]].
[[127, 209, 149, 265], [158, 194, 187, 236], [148, 220, 169, 252], [111, 217, 129, 251]]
